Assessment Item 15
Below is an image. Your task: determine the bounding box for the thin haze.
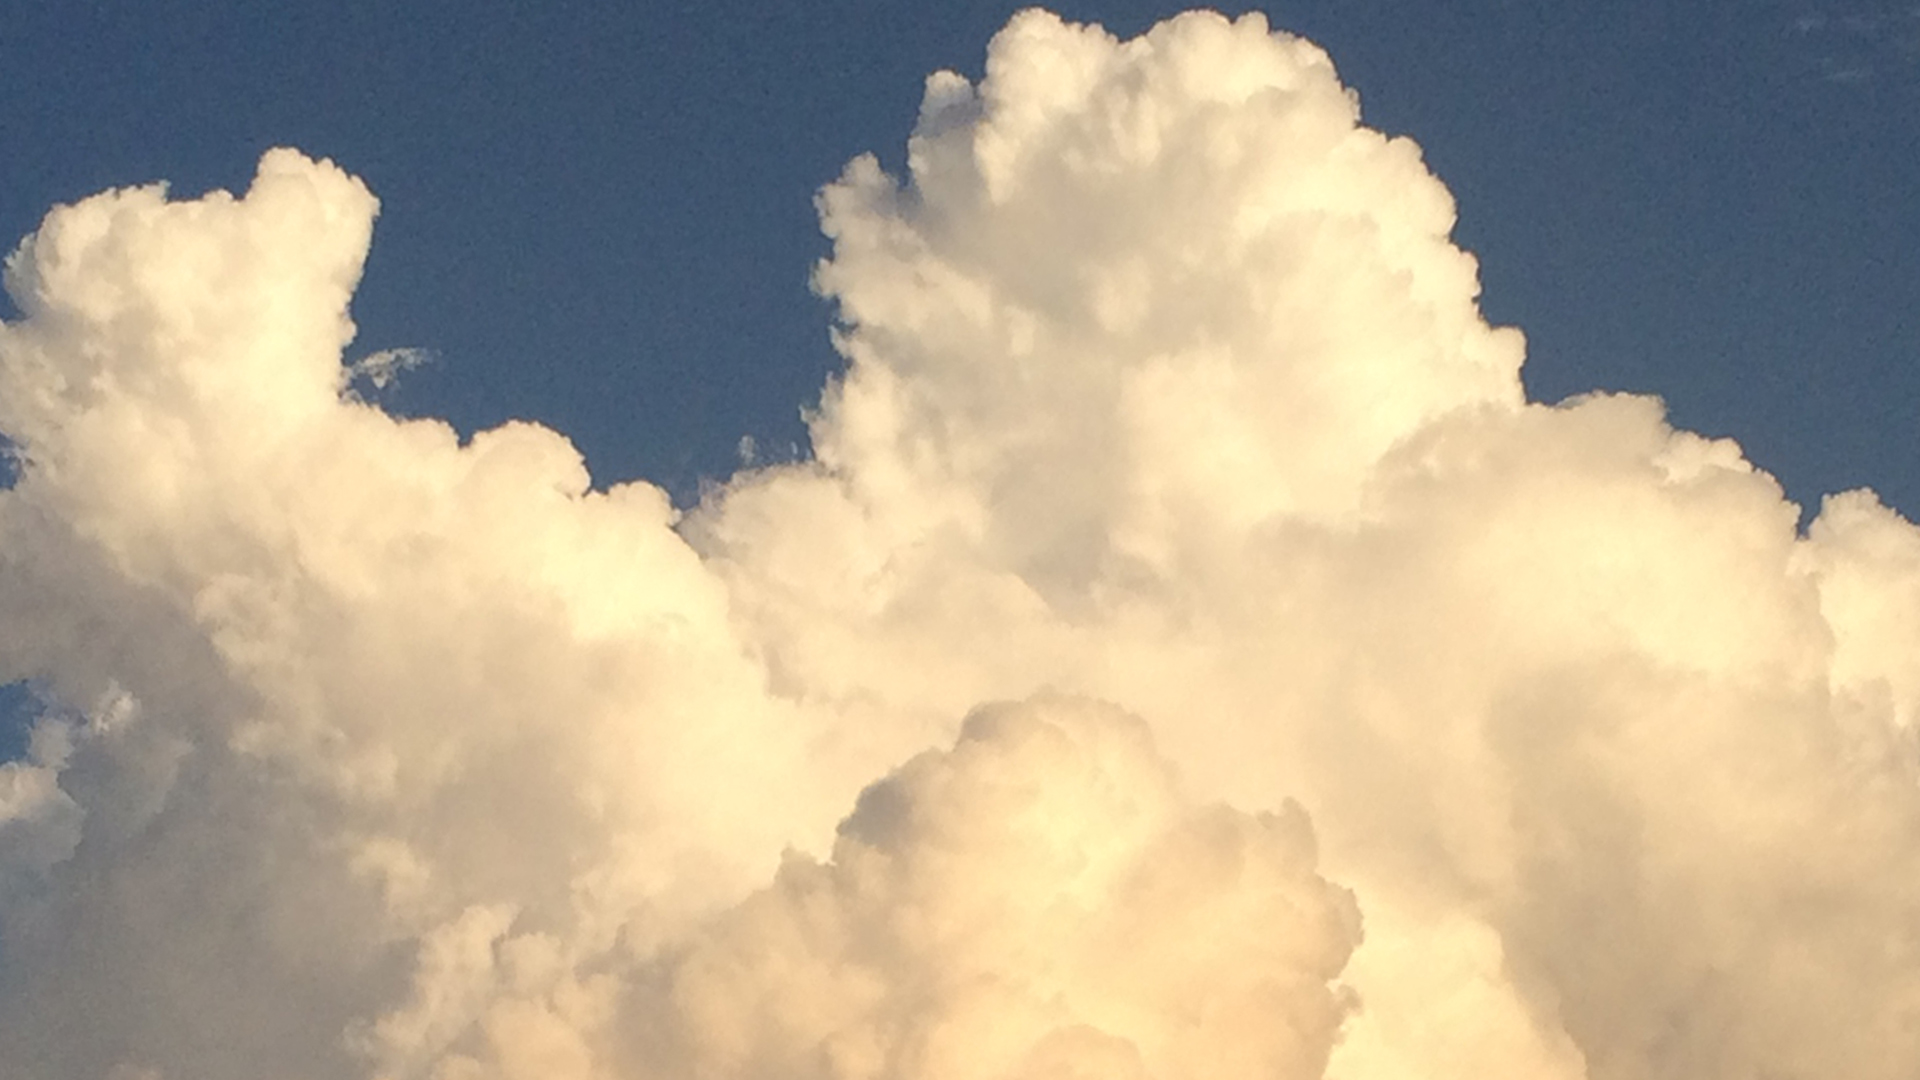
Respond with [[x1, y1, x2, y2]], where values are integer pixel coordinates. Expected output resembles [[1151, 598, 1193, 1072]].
[[2, 9, 1920, 1080]]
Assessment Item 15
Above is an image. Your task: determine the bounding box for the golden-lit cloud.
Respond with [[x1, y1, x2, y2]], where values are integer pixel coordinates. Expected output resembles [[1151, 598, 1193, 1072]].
[[2, 10, 1917, 1080]]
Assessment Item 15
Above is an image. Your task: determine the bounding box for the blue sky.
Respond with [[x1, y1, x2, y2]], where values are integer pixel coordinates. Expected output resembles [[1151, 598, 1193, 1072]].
[[2, 0, 1915, 513]]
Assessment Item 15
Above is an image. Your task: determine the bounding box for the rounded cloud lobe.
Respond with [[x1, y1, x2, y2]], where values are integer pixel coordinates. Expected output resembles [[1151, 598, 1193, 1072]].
[[635, 696, 1358, 1080], [2, 9, 1919, 1080]]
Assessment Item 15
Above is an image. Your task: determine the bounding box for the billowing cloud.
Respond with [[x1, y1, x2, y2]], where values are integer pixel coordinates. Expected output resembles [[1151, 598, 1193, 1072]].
[[2, 9, 1918, 1080], [623, 695, 1358, 1080]]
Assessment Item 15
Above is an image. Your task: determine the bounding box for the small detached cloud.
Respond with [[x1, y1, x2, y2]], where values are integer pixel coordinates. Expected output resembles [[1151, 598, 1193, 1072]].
[[347, 346, 436, 395], [1787, 2, 1920, 82]]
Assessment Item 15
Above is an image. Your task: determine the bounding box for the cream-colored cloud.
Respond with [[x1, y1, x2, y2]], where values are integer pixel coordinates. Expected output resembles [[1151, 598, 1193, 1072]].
[[629, 695, 1358, 1080], [0, 151, 818, 1080], [2, 8, 1919, 1080]]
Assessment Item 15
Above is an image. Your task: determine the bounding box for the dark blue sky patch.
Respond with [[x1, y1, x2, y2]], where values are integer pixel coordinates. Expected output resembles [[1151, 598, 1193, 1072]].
[[0, 681, 41, 763]]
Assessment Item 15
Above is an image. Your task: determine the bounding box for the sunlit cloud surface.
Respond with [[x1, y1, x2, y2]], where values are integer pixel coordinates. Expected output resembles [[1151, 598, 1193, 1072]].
[[2, 10, 1918, 1080]]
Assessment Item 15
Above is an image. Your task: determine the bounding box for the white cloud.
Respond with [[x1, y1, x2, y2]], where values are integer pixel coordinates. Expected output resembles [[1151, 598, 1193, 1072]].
[[2, 9, 1919, 1080], [621, 695, 1358, 1080]]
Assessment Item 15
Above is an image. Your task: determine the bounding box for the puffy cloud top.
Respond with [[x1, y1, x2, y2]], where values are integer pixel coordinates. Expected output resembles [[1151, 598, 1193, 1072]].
[[640, 696, 1357, 1080]]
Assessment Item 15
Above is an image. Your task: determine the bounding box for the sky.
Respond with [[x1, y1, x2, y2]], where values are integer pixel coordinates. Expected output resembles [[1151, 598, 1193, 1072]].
[[1, 0, 1913, 512], [3, 5, 1920, 1080]]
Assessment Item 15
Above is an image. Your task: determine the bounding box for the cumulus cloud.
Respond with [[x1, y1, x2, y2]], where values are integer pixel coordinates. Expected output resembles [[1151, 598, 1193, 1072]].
[[627, 695, 1358, 1080], [2, 9, 1919, 1080]]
